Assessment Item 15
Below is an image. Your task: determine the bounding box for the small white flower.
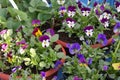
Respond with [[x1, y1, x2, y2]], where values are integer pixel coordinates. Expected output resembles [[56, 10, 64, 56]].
[[82, 11, 90, 16], [42, 39, 50, 48], [67, 21, 75, 28], [57, 0, 65, 5], [116, 6, 120, 12], [68, 11, 76, 17], [19, 47, 25, 54], [79, 36, 85, 41], [86, 29, 93, 36], [103, 12, 111, 19], [104, 21, 109, 28]]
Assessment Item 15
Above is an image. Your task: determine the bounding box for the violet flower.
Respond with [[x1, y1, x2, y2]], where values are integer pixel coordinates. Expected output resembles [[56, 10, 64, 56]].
[[115, 1, 120, 12], [67, 6, 76, 17], [102, 10, 112, 19], [46, 28, 55, 36], [100, 18, 109, 28], [12, 66, 22, 73], [0, 30, 7, 35], [59, 6, 66, 17], [66, 18, 76, 28], [39, 35, 50, 48], [93, 2, 98, 7], [74, 76, 82, 80], [67, 43, 80, 55], [77, 54, 87, 64], [88, 58, 92, 65], [113, 22, 120, 33], [1, 43, 8, 51], [54, 60, 62, 69], [100, 5, 105, 11], [32, 27, 42, 37], [97, 34, 107, 46], [32, 19, 40, 27], [103, 65, 108, 71], [77, 1, 82, 9], [84, 26, 94, 37], [41, 71, 46, 80], [16, 40, 26, 45], [81, 7, 91, 16]]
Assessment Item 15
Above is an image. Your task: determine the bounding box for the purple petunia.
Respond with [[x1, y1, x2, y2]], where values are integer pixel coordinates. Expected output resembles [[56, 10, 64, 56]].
[[115, 1, 120, 12], [67, 43, 80, 55], [32, 19, 40, 27], [84, 26, 94, 37], [113, 22, 120, 33], [73, 76, 82, 80], [81, 7, 91, 16], [67, 6, 76, 17], [66, 18, 76, 28], [59, 6, 66, 17], [46, 28, 55, 36], [39, 35, 50, 47], [97, 34, 108, 46]]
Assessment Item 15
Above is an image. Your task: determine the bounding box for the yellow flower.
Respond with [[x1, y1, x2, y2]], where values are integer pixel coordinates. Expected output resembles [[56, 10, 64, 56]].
[[79, 63, 87, 67], [112, 63, 120, 70], [32, 27, 42, 37]]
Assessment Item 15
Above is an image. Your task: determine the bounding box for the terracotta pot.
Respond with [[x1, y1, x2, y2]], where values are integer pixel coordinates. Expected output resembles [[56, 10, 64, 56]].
[[56, 33, 119, 49], [0, 41, 66, 80]]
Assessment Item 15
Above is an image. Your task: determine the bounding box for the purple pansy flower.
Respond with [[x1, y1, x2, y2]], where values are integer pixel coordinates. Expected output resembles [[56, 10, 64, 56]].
[[115, 1, 120, 12], [41, 71, 46, 80], [102, 10, 112, 19], [1, 43, 8, 51], [81, 7, 91, 16], [84, 26, 94, 37], [32, 19, 40, 27], [77, 1, 82, 9], [103, 65, 108, 71], [100, 5, 105, 11], [77, 54, 87, 64], [12, 66, 22, 73], [95, 9, 101, 16], [67, 43, 80, 55], [100, 18, 109, 28], [16, 40, 26, 45], [46, 28, 55, 36], [59, 6, 66, 17], [93, 2, 98, 7], [113, 22, 120, 33], [66, 18, 76, 28], [39, 35, 50, 48], [54, 60, 62, 69], [74, 76, 82, 80], [88, 58, 92, 65], [67, 6, 76, 17], [97, 34, 108, 46]]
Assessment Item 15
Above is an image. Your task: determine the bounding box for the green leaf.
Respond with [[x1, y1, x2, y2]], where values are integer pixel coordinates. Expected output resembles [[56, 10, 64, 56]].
[[57, 52, 65, 58], [7, 7, 28, 21], [0, 8, 7, 17], [54, 45, 61, 51], [28, 7, 36, 12], [50, 34, 59, 42]]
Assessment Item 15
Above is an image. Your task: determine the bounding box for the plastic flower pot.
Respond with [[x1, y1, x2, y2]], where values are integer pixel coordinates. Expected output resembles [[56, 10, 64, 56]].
[[0, 41, 66, 80], [56, 33, 119, 49]]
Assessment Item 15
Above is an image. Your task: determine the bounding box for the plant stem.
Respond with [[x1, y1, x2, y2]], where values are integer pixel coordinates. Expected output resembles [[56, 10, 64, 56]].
[[112, 40, 120, 63]]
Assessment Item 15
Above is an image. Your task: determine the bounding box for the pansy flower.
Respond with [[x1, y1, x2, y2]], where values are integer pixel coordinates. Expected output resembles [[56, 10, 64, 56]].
[[97, 34, 108, 46], [67, 6, 76, 17], [59, 6, 66, 17], [77, 1, 82, 9], [113, 22, 120, 33], [103, 65, 108, 71], [39, 35, 50, 48], [4, 51, 13, 63], [93, 2, 98, 8], [66, 43, 80, 55], [12, 66, 22, 73], [57, 0, 65, 5], [0, 30, 7, 38], [32, 19, 40, 27], [74, 76, 82, 80], [54, 60, 62, 69], [81, 7, 91, 16], [32, 27, 42, 37], [112, 62, 120, 70], [41, 71, 46, 80], [102, 10, 112, 19], [1, 43, 8, 51], [77, 54, 87, 67], [84, 26, 94, 37], [88, 58, 92, 65], [46, 28, 55, 36], [66, 18, 76, 28], [115, 1, 120, 12], [100, 18, 109, 28]]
